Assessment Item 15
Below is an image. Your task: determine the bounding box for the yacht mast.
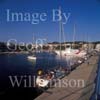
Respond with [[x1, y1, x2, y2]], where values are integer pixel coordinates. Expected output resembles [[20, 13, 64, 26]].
[[59, 7, 62, 59], [59, 7, 66, 58], [72, 24, 76, 49], [62, 20, 66, 50]]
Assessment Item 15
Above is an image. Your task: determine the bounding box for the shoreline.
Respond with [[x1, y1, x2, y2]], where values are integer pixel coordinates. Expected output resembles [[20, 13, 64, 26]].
[[0, 51, 29, 54]]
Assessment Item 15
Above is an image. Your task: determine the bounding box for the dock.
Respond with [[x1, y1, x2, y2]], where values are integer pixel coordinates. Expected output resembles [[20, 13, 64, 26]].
[[35, 55, 99, 100]]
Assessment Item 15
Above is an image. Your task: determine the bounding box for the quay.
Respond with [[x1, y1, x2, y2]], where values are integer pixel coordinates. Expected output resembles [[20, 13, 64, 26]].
[[35, 55, 99, 100]]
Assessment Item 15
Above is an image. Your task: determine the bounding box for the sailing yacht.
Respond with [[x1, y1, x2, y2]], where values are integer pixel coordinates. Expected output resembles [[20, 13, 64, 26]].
[[55, 48, 80, 56], [55, 18, 87, 57], [27, 34, 37, 60], [36, 8, 86, 88]]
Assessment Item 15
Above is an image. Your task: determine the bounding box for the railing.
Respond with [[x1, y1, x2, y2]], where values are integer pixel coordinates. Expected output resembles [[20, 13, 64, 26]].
[[91, 55, 100, 100]]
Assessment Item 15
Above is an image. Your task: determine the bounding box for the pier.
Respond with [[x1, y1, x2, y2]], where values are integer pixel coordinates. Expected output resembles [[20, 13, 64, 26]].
[[35, 55, 99, 100], [91, 55, 100, 100]]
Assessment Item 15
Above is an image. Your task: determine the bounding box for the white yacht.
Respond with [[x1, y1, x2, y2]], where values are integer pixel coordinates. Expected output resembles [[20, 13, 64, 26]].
[[27, 55, 36, 60]]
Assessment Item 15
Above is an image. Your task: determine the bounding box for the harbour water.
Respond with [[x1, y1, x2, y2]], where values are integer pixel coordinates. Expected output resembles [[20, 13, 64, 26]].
[[35, 54, 99, 100], [0, 52, 75, 100]]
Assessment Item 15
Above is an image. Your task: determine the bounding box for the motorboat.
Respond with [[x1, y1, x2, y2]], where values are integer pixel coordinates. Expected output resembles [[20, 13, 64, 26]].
[[27, 55, 36, 60], [36, 76, 50, 88], [55, 48, 81, 57], [36, 71, 54, 88]]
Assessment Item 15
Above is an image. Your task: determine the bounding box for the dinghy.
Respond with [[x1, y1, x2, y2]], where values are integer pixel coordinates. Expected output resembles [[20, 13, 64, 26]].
[[36, 70, 54, 88], [27, 55, 36, 60], [36, 76, 50, 87]]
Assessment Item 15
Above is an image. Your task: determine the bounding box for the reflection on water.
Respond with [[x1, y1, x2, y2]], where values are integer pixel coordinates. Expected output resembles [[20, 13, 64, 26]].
[[0, 52, 76, 99]]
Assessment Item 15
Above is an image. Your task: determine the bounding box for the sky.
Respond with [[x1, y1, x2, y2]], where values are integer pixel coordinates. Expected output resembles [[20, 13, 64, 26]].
[[0, 0, 100, 43]]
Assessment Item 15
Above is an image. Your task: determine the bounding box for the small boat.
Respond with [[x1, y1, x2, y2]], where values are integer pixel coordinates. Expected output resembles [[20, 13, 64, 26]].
[[78, 60, 83, 64], [36, 70, 55, 88], [27, 55, 36, 60], [36, 76, 50, 88]]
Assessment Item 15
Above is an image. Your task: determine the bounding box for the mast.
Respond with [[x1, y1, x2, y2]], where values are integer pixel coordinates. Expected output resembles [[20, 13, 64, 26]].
[[33, 33, 37, 52], [33, 33, 35, 52], [62, 20, 66, 50], [59, 7, 62, 59], [72, 24, 76, 49], [59, 7, 66, 58]]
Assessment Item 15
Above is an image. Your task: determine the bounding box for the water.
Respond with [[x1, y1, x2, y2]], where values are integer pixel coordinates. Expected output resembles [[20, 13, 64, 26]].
[[0, 52, 73, 100]]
